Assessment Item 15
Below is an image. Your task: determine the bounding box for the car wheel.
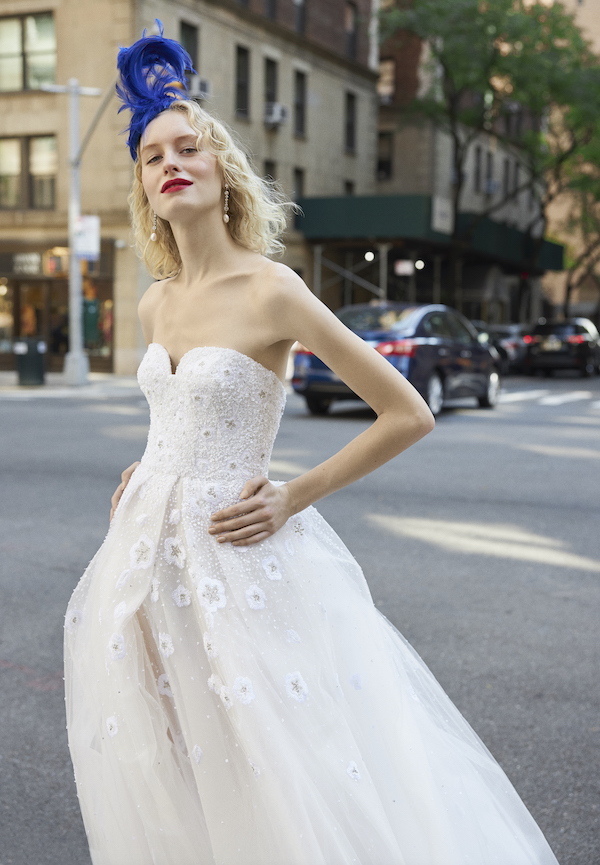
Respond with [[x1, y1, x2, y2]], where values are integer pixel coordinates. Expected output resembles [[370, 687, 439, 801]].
[[581, 362, 595, 378], [426, 373, 444, 416], [478, 370, 500, 408], [305, 396, 331, 415]]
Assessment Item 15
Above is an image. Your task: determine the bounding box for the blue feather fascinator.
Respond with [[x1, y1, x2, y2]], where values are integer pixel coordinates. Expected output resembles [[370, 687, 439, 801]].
[[116, 20, 196, 160]]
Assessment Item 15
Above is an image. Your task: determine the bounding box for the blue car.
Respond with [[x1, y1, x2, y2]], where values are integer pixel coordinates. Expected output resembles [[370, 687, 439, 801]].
[[292, 301, 501, 416]]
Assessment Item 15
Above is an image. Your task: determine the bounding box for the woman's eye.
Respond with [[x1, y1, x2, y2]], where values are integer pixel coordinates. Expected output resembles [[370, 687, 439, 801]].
[[182, 147, 197, 154], [147, 154, 161, 164]]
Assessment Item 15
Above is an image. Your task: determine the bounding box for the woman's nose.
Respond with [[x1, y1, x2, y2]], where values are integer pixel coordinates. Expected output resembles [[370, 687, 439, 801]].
[[163, 152, 181, 172]]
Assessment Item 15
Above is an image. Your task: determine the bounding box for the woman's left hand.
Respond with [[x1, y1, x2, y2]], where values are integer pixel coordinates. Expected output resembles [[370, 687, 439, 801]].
[[208, 476, 293, 546]]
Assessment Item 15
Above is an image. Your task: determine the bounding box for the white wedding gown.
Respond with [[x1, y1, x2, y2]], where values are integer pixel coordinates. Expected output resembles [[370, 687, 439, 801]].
[[64, 343, 559, 865]]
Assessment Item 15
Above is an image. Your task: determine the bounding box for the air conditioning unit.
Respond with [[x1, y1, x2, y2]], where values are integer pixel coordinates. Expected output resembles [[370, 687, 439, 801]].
[[485, 179, 500, 195], [188, 76, 211, 100], [264, 102, 288, 127]]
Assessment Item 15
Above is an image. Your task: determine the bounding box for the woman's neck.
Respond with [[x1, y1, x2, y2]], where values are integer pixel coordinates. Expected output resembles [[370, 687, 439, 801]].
[[168, 210, 247, 288]]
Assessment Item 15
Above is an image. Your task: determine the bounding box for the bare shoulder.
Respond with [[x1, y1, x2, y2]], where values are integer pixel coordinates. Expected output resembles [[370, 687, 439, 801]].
[[138, 279, 169, 340], [253, 259, 314, 313]]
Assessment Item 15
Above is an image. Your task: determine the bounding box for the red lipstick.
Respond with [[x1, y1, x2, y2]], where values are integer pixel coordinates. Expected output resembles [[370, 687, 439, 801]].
[[161, 178, 192, 193]]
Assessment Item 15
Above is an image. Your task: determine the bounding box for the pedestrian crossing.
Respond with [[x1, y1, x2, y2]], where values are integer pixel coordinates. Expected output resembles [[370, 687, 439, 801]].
[[499, 387, 600, 409]]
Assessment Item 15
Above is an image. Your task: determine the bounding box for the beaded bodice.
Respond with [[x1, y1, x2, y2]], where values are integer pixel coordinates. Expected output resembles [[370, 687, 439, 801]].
[[137, 344, 286, 505]]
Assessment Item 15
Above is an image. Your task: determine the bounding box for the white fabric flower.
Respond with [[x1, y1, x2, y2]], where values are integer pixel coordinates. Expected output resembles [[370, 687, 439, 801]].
[[286, 629, 301, 643], [157, 673, 173, 698], [284, 539, 295, 557], [219, 687, 233, 709], [108, 633, 125, 661], [221, 416, 238, 434], [261, 555, 282, 581], [168, 508, 181, 525], [347, 761, 361, 781], [232, 676, 255, 705], [135, 513, 148, 527], [192, 745, 203, 764], [208, 674, 222, 694], [116, 568, 131, 588], [290, 517, 307, 539], [196, 577, 227, 612], [201, 482, 223, 506], [164, 536, 186, 568], [172, 583, 191, 607], [248, 759, 261, 777], [246, 584, 266, 610], [113, 602, 127, 621], [130, 535, 155, 570], [158, 632, 174, 658], [65, 609, 83, 632], [106, 716, 118, 737], [285, 671, 308, 703], [349, 673, 362, 691], [150, 578, 160, 603], [203, 632, 218, 659]]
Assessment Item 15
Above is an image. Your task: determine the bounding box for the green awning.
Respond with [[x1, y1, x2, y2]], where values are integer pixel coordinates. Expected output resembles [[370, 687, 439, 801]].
[[295, 195, 564, 271]]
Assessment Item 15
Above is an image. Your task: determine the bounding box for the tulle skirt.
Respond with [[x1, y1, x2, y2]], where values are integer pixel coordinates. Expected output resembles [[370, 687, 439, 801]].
[[64, 465, 559, 864]]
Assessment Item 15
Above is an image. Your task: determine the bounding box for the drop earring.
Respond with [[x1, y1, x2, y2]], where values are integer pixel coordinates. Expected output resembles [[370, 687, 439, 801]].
[[150, 212, 157, 242], [223, 185, 230, 224]]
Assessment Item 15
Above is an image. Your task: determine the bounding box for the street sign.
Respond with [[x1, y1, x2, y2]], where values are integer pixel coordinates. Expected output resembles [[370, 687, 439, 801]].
[[75, 215, 100, 260]]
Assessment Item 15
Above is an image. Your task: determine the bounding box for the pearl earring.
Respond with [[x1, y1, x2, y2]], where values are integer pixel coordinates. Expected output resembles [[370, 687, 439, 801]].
[[150, 212, 157, 242], [223, 185, 230, 224]]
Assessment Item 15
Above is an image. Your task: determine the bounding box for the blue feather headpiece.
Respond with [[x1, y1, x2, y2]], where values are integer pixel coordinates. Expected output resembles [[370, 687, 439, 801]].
[[116, 20, 196, 160]]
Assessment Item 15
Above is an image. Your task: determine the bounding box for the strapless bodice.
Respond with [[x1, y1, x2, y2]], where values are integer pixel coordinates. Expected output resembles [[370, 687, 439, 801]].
[[136, 344, 286, 507]]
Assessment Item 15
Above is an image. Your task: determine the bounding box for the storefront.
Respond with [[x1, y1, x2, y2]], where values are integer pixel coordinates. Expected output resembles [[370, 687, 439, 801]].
[[0, 239, 114, 372]]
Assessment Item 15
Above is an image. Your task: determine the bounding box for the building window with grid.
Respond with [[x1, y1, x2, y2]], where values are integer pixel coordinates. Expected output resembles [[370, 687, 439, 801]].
[[235, 46, 250, 117], [345, 92, 357, 153], [502, 157, 510, 198], [293, 0, 306, 35], [294, 70, 307, 136], [345, 3, 357, 60], [344, 180, 355, 195], [377, 59, 395, 105], [0, 135, 57, 209], [179, 21, 198, 73], [0, 12, 56, 92], [485, 150, 494, 195], [293, 167, 305, 200], [265, 0, 277, 19], [377, 132, 393, 180]]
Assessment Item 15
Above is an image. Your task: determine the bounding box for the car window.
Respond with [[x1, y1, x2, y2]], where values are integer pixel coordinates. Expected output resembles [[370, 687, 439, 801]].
[[336, 306, 419, 331], [446, 314, 474, 345], [422, 312, 453, 339], [533, 323, 575, 336]]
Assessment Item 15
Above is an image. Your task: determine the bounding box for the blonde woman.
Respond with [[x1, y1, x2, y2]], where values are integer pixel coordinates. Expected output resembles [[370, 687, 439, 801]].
[[64, 25, 559, 865]]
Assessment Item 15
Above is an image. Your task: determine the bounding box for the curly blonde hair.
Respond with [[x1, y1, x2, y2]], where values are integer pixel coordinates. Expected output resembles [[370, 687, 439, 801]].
[[128, 100, 295, 279]]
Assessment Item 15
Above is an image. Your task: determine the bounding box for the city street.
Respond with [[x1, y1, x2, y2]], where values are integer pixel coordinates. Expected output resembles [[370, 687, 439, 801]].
[[1, 371, 599, 865]]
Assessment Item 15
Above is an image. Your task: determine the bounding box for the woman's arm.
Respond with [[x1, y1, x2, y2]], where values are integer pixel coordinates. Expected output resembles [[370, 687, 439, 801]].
[[209, 269, 434, 545]]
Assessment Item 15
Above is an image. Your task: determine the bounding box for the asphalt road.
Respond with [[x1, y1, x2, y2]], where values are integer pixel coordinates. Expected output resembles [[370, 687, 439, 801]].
[[1, 371, 599, 865]]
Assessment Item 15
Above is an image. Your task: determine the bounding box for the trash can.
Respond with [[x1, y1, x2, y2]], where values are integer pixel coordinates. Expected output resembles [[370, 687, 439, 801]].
[[13, 338, 47, 386]]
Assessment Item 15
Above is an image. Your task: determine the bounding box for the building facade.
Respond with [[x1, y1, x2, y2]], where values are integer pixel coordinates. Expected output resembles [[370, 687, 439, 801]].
[[0, 0, 378, 374]]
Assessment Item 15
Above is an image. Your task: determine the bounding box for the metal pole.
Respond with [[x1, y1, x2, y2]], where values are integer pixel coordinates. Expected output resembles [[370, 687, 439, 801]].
[[433, 254, 442, 304], [378, 243, 391, 300], [408, 249, 416, 303]]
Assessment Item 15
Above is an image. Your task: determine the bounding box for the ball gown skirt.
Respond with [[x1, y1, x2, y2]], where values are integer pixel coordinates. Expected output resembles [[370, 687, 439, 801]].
[[64, 343, 560, 865]]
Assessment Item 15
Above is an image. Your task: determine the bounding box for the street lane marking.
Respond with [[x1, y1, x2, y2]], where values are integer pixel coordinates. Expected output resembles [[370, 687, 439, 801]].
[[552, 416, 600, 425], [517, 443, 600, 459], [538, 391, 593, 406], [101, 424, 149, 440], [498, 389, 550, 403], [268, 459, 309, 475], [368, 516, 600, 572]]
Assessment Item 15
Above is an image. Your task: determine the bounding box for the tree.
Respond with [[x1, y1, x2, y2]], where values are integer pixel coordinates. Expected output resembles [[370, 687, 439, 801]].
[[380, 0, 600, 313]]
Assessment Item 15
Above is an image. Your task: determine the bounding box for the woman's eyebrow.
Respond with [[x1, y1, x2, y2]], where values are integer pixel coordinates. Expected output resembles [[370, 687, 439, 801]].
[[141, 134, 197, 155]]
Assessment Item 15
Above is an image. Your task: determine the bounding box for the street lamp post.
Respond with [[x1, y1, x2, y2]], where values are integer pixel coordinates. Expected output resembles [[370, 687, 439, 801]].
[[42, 78, 103, 385]]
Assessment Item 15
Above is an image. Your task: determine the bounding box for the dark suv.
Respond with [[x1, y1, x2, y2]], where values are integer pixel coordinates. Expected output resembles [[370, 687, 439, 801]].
[[522, 318, 600, 377], [292, 302, 501, 416]]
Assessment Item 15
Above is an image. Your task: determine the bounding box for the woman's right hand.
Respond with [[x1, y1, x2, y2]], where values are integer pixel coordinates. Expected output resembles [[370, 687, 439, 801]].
[[110, 462, 141, 521]]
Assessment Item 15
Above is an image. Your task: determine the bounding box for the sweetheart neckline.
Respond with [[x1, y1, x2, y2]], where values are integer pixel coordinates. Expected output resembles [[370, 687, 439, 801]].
[[147, 343, 287, 394]]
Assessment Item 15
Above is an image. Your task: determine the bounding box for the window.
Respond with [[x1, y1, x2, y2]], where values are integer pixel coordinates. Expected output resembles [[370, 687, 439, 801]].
[[345, 92, 357, 153], [179, 21, 198, 72], [265, 57, 277, 105], [423, 313, 453, 339], [263, 160, 276, 180], [503, 157, 510, 198], [345, 2, 357, 60], [344, 180, 355, 195], [294, 70, 307, 136], [485, 150, 494, 194], [447, 313, 475, 345], [513, 162, 520, 195], [0, 12, 56, 92], [265, 0, 277, 19], [474, 145, 482, 193], [293, 0, 306, 35], [377, 132, 393, 180], [293, 167, 305, 200], [0, 135, 56, 209], [235, 46, 250, 117], [377, 59, 395, 105]]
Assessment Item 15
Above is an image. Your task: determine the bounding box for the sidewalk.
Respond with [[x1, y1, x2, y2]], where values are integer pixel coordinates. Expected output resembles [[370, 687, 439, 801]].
[[0, 370, 143, 399]]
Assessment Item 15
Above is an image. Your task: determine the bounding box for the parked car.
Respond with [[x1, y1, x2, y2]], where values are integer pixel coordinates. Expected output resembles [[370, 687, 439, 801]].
[[522, 318, 600, 377], [292, 302, 501, 416], [469, 320, 510, 375], [486, 323, 530, 372]]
